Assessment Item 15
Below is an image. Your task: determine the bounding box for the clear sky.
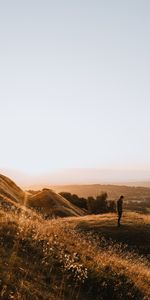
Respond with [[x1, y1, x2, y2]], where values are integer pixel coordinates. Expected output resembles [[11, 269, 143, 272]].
[[0, 1, 150, 177]]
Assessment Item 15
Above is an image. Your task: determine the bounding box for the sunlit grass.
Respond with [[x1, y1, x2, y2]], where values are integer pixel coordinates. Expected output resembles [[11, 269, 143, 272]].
[[1, 206, 150, 299], [1, 174, 150, 299]]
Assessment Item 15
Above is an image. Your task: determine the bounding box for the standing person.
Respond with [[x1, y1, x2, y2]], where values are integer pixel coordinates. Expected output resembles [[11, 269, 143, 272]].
[[117, 195, 124, 227]]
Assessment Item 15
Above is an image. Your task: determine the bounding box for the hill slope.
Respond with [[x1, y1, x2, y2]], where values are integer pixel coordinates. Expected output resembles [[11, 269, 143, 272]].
[[65, 212, 150, 257], [0, 174, 25, 203], [27, 188, 85, 218], [0, 174, 84, 218], [1, 175, 150, 299], [0, 207, 150, 300]]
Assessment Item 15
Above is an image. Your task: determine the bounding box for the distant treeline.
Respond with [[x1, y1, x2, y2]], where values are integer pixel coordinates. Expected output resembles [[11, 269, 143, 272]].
[[59, 192, 116, 214], [124, 197, 150, 214]]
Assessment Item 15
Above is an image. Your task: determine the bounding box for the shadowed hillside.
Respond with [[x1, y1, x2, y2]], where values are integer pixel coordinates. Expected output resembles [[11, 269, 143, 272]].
[[65, 212, 150, 257]]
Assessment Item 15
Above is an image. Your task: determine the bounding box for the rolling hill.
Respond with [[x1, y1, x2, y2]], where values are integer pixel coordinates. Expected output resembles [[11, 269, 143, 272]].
[[1, 174, 150, 299], [27, 188, 85, 218], [0, 174, 85, 218], [0, 174, 25, 203]]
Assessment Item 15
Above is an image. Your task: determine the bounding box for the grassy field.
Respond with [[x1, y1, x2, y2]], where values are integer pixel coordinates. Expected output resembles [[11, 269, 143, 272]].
[[65, 212, 150, 256], [1, 207, 150, 300], [1, 174, 150, 299]]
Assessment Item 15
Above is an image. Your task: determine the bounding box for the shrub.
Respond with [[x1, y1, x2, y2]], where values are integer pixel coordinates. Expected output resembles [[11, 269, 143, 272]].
[[87, 193, 108, 214], [59, 192, 87, 210]]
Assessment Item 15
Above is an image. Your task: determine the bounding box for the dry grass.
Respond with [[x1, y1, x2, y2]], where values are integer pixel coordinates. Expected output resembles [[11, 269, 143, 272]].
[[0, 174, 25, 203], [27, 189, 84, 218], [1, 207, 150, 300]]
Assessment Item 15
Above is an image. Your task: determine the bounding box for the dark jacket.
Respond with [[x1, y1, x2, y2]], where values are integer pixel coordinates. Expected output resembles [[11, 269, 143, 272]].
[[117, 198, 123, 214]]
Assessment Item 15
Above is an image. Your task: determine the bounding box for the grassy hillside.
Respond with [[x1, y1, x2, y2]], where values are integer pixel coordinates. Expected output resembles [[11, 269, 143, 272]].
[[27, 189, 85, 218], [0, 174, 84, 219], [1, 174, 150, 299], [0, 174, 25, 203], [65, 212, 150, 257], [1, 206, 150, 300]]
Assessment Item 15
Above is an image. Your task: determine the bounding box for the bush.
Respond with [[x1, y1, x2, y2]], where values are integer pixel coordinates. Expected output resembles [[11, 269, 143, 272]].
[[60, 192, 116, 215], [87, 196, 95, 213], [87, 193, 108, 214], [59, 192, 87, 210], [107, 200, 116, 212]]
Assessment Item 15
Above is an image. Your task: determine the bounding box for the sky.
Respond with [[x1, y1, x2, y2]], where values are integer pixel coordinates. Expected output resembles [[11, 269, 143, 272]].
[[0, 1, 150, 180]]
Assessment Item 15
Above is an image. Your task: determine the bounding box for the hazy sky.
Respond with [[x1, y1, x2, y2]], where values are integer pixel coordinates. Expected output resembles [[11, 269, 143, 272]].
[[0, 1, 150, 176]]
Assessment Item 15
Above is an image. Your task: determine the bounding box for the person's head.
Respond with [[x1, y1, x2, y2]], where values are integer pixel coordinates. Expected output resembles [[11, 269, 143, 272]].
[[120, 195, 124, 201]]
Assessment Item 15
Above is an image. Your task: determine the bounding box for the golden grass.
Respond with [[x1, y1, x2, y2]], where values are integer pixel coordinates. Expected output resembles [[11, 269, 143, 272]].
[[26, 189, 85, 218], [1, 208, 150, 299]]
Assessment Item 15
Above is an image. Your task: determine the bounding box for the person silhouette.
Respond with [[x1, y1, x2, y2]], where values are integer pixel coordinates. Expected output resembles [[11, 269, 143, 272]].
[[117, 195, 124, 227]]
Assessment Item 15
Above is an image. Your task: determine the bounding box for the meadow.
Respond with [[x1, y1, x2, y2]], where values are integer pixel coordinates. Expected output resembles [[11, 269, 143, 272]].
[[1, 208, 150, 299], [1, 174, 150, 300]]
